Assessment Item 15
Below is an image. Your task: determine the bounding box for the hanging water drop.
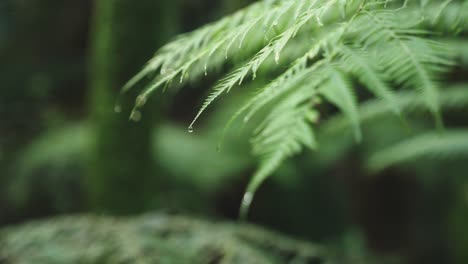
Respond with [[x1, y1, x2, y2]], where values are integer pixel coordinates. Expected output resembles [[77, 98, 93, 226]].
[[130, 110, 142, 122], [204, 64, 208, 76], [179, 73, 185, 84], [316, 15, 323, 26], [187, 126, 194, 133], [240, 192, 254, 220], [242, 192, 253, 207], [274, 52, 280, 64], [136, 95, 147, 108]]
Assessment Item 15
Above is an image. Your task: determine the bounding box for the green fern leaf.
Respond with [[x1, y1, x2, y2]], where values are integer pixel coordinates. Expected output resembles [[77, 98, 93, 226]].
[[241, 104, 318, 219], [321, 67, 362, 141], [323, 85, 468, 135], [353, 11, 452, 128], [368, 130, 468, 172], [338, 44, 401, 117]]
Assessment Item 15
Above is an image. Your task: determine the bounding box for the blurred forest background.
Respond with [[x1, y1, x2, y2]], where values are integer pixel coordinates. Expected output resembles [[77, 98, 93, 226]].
[[0, 0, 467, 263]]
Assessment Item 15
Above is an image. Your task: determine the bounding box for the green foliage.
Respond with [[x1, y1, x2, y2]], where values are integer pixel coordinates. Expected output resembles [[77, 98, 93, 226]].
[[14, 123, 91, 178], [0, 214, 327, 264], [8, 123, 91, 210], [368, 130, 468, 172], [8, 95, 253, 211], [319, 84, 468, 175], [124, 0, 467, 216]]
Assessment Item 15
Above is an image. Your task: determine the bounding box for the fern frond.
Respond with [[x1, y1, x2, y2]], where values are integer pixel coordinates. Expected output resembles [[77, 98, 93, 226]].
[[422, 0, 468, 33], [219, 56, 325, 151], [380, 39, 447, 129], [124, 0, 463, 218], [323, 85, 468, 135], [320, 66, 362, 141], [188, 42, 275, 130], [368, 130, 468, 172], [122, 1, 273, 93], [443, 39, 468, 66], [189, 0, 358, 129], [337, 44, 401, 117], [240, 97, 319, 219], [352, 10, 453, 128], [241, 27, 345, 123]]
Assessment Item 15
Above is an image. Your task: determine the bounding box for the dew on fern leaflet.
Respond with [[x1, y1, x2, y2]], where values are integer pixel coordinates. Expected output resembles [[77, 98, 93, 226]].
[[179, 73, 184, 84], [316, 15, 323, 26], [274, 52, 280, 64], [161, 67, 174, 75], [187, 126, 194, 133], [242, 192, 253, 205], [129, 110, 142, 122], [179, 68, 190, 84], [135, 95, 147, 108], [240, 192, 254, 220]]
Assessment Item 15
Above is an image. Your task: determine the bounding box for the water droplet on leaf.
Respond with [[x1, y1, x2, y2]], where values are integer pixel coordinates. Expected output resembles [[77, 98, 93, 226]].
[[274, 52, 280, 64], [316, 15, 323, 26], [136, 95, 147, 108], [130, 110, 142, 122], [242, 192, 253, 207], [240, 192, 254, 220], [188, 126, 194, 133]]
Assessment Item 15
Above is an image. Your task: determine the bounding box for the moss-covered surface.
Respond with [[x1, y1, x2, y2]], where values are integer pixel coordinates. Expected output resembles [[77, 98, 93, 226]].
[[0, 214, 327, 264]]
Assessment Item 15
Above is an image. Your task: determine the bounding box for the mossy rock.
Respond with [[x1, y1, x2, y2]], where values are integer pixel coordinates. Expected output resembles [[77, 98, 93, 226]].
[[0, 214, 327, 264]]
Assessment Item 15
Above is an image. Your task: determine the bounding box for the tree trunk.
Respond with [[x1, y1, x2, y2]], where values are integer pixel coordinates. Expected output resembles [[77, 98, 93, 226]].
[[87, 0, 178, 214]]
